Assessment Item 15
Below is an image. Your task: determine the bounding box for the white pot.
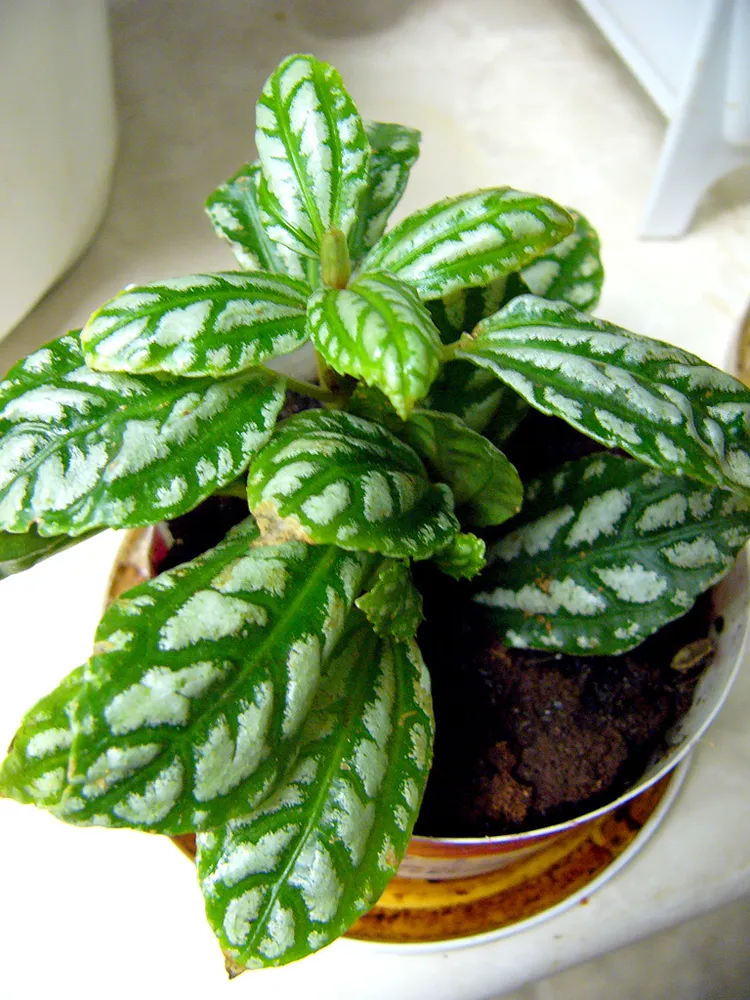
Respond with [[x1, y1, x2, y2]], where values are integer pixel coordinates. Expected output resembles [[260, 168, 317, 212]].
[[108, 528, 749, 945], [0, 0, 117, 338], [399, 551, 749, 881]]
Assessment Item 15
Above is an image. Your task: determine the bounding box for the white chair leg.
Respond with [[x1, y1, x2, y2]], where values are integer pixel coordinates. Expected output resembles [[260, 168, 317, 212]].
[[640, 0, 750, 239]]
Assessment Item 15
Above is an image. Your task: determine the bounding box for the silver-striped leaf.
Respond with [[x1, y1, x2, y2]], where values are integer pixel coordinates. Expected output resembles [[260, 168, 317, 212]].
[[356, 189, 573, 300], [205, 162, 308, 278], [456, 295, 750, 496], [196, 610, 433, 970], [473, 453, 750, 654], [0, 335, 286, 536], [255, 54, 369, 258], [347, 383, 403, 435], [246, 409, 459, 560], [0, 666, 84, 808], [308, 270, 443, 420], [81, 272, 310, 377], [403, 410, 523, 528], [53, 523, 374, 832], [0, 526, 100, 578], [433, 532, 487, 580], [427, 276, 509, 342], [355, 559, 423, 640], [348, 121, 421, 262], [424, 360, 528, 436], [518, 209, 604, 312]]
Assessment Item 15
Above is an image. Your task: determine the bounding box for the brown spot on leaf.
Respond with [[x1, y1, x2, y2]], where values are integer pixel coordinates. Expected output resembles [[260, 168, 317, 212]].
[[250, 500, 314, 546], [224, 955, 247, 980]]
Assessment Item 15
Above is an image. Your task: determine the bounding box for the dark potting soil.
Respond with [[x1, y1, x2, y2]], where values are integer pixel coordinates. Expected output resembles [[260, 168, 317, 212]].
[[412, 569, 716, 837], [158, 394, 719, 838]]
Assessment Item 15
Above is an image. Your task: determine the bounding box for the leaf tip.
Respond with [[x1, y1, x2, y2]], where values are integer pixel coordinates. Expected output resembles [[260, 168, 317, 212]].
[[224, 954, 247, 980]]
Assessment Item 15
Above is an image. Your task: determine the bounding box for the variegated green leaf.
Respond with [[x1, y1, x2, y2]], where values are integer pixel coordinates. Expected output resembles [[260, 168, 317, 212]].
[[424, 360, 527, 435], [255, 54, 369, 258], [81, 272, 309, 377], [246, 409, 459, 560], [356, 189, 573, 300], [355, 560, 423, 639], [403, 410, 522, 528], [0, 335, 286, 535], [308, 271, 442, 420], [480, 385, 531, 447], [427, 277, 509, 342], [518, 209, 604, 312], [0, 526, 100, 578], [347, 383, 403, 434], [196, 611, 433, 970], [433, 532, 486, 580], [50, 523, 374, 832], [456, 295, 750, 496], [205, 162, 308, 278], [473, 453, 750, 654], [348, 121, 421, 261], [0, 666, 84, 808]]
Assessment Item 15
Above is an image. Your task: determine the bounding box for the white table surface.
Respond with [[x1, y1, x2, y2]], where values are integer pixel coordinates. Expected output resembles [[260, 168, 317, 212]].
[[0, 532, 749, 1000], [1, 1, 749, 997]]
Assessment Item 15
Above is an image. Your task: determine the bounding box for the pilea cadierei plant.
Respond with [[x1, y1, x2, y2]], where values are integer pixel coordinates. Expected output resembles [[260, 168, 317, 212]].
[[3, 53, 750, 973]]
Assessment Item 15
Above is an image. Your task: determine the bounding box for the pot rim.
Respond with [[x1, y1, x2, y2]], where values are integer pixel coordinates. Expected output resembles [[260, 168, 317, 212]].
[[352, 753, 692, 953], [408, 547, 750, 850], [107, 529, 749, 851]]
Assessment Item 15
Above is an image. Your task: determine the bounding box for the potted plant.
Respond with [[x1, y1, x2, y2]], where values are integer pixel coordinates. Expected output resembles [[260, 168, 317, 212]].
[[2, 52, 750, 974]]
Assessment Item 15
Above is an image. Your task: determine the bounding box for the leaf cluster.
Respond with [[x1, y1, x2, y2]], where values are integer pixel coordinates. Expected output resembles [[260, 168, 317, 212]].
[[3, 53, 750, 971]]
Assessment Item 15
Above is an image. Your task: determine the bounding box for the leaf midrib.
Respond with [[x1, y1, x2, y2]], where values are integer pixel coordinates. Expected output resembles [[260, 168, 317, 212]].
[[0, 367, 280, 510], [237, 620, 379, 959], [369, 195, 563, 274], [70, 545, 372, 828]]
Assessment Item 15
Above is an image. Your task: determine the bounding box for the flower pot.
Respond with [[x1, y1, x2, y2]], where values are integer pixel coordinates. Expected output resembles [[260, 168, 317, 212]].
[[107, 526, 749, 946], [0, 0, 117, 338], [399, 550, 749, 882]]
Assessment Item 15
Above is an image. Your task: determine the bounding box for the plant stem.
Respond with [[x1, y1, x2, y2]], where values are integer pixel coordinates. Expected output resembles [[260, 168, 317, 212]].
[[320, 229, 351, 289], [440, 333, 474, 362], [213, 477, 248, 499], [268, 367, 343, 404]]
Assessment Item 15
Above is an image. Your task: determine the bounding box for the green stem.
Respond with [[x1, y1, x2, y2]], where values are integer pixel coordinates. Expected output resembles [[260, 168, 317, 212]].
[[213, 477, 248, 499], [320, 229, 351, 289], [315, 350, 335, 394], [440, 333, 474, 362], [267, 367, 342, 404]]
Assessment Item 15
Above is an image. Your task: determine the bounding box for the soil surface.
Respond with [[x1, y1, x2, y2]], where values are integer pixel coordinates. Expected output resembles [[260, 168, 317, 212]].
[[413, 569, 715, 836], [157, 396, 719, 838]]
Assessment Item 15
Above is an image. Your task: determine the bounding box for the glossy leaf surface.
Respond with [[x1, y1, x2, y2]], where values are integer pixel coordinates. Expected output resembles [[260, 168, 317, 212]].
[[55, 523, 373, 832], [355, 560, 423, 639], [518, 209, 604, 312], [205, 163, 307, 279], [473, 453, 750, 654], [256, 54, 369, 257], [246, 409, 459, 559], [308, 271, 443, 419], [403, 410, 522, 528], [456, 296, 750, 495], [423, 361, 510, 432], [0, 335, 286, 535], [433, 532, 487, 580], [81, 272, 309, 377], [357, 189, 573, 300], [427, 277, 509, 342], [197, 611, 433, 969], [348, 121, 421, 261]]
